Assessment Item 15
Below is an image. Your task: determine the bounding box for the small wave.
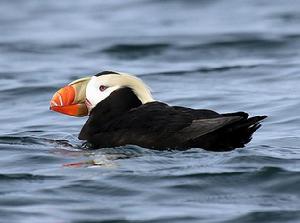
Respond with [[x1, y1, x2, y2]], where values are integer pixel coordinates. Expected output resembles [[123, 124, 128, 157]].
[[0, 173, 63, 181], [103, 43, 171, 52], [141, 63, 267, 77], [185, 37, 287, 50], [59, 180, 139, 196], [224, 210, 300, 223], [101, 43, 171, 59], [0, 41, 50, 54], [0, 86, 57, 96], [0, 135, 76, 150]]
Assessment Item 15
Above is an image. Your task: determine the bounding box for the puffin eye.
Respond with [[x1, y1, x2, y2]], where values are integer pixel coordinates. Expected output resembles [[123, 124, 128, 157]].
[[99, 85, 108, 92]]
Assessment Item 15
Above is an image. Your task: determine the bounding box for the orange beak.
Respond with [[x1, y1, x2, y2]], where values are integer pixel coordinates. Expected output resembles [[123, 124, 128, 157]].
[[50, 77, 91, 117]]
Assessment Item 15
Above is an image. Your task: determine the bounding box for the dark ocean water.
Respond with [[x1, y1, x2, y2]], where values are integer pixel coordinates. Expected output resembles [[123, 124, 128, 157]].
[[1, 0, 300, 222]]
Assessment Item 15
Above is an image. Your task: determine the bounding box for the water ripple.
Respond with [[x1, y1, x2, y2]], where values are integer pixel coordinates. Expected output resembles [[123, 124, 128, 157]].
[[1, 0, 300, 222]]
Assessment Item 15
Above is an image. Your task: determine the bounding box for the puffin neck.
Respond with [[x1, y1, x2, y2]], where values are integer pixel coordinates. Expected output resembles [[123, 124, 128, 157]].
[[79, 87, 143, 140]]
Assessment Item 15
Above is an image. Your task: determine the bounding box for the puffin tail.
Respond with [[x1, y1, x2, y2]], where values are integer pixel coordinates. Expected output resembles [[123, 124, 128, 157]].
[[198, 115, 267, 152]]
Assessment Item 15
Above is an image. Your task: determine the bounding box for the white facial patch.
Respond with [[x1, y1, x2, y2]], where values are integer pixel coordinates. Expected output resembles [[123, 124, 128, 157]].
[[85, 76, 121, 112], [85, 73, 154, 113]]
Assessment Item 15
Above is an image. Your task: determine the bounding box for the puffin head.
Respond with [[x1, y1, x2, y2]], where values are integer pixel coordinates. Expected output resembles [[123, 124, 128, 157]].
[[50, 71, 154, 116]]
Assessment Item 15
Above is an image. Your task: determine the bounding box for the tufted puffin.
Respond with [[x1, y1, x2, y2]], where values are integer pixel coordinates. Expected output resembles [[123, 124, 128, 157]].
[[50, 71, 267, 152]]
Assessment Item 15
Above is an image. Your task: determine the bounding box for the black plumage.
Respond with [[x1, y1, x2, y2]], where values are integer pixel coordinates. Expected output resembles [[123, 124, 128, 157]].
[[95, 71, 120, 76], [79, 87, 266, 151]]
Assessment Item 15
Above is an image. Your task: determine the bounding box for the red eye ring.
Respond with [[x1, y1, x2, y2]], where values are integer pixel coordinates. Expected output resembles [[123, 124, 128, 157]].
[[99, 85, 108, 92]]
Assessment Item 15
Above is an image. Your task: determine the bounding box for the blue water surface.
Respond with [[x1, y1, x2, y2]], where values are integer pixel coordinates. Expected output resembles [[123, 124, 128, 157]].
[[0, 0, 300, 222]]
